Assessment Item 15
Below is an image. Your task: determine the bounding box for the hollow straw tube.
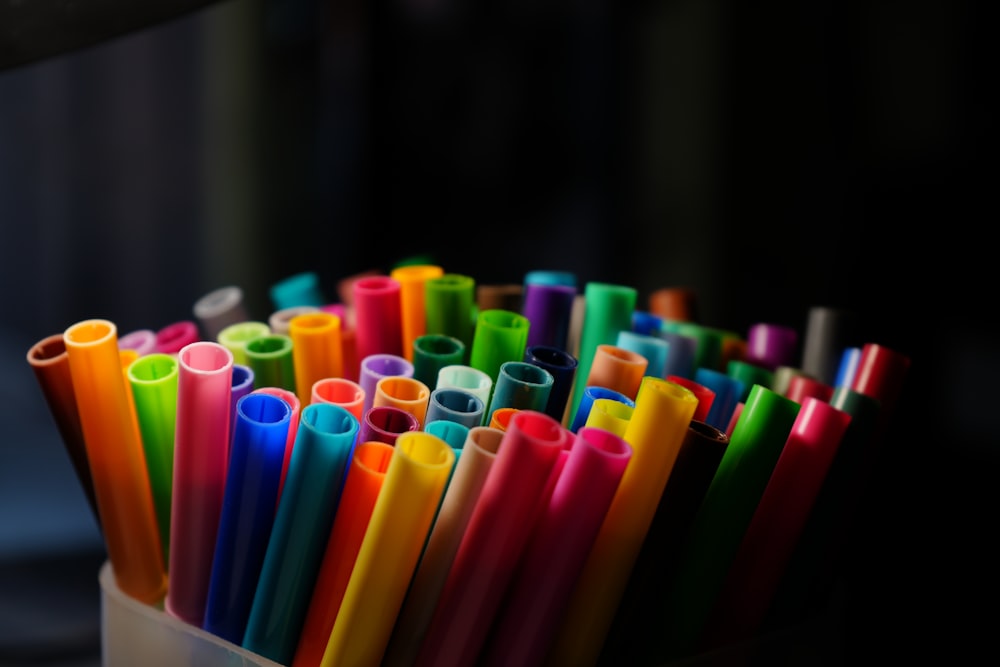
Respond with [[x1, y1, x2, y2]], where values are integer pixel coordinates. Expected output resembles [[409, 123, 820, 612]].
[[488, 407, 519, 431], [118, 329, 158, 357], [656, 329, 698, 380], [229, 365, 255, 448], [726, 359, 774, 402], [155, 320, 200, 355], [583, 397, 634, 437], [425, 419, 470, 452], [665, 374, 716, 423], [62, 320, 167, 604], [359, 405, 421, 446], [569, 385, 635, 434], [166, 341, 234, 623], [546, 376, 698, 667], [616, 330, 669, 379], [382, 427, 504, 667], [373, 376, 432, 429], [245, 333, 297, 392], [270, 271, 325, 310], [477, 283, 524, 312], [693, 367, 745, 432], [411, 334, 465, 390], [242, 403, 359, 665], [26, 333, 101, 528], [658, 384, 801, 660], [193, 285, 249, 341], [269, 305, 321, 336], [702, 397, 852, 650], [127, 352, 180, 566], [414, 411, 571, 667], [485, 361, 554, 425], [601, 420, 730, 666], [352, 275, 404, 363], [218, 321, 271, 366], [311, 377, 366, 422], [468, 308, 531, 386], [391, 264, 445, 363], [567, 282, 637, 426], [659, 320, 725, 374], [358, 353, 414, 418], [293, 441, 394, 667], [289, 311, 343, 407], [833, 345, 863, 388], [785, 373, 834, 404], [631, 310, 664, 337], [424, 387, 485, 430], [320, 432, 455, 667], [482, 427, 633, 667], [435, 365, 493, 420], [203, 393, 292, 645], [800, 306, 859, 386], [522, 282, 577, 351], [771, 365, 810, 396], [252, 386, 302, 503], [523, 344, 578, 425], [648, 286, 698, 322], [584, 344, 648, 402], [745, 322, 799, 372], [424, 274, 476, 354]]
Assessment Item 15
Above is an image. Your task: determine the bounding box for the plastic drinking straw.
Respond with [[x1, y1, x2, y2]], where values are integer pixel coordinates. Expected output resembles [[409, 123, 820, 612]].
[[318, 303, 358, 380], [485, 361, 554, 425], [601, 420, 730, 666], [482, 426, 633, 667], [424, 387, 485, 430], [745, 322, 799, 371], [166, 341, 234, 624], [657, 384, 801, 661], [293, 441, 395, 667], [583, 344, 648, 402], [656, 328, 698, 380], [270, 271, 325, 310], [245, 333, 297, 392], [320, 432, 455, 667], [616, 330, 669, 378], [127, 352, 179, 566], [154, 320, 200, 355], [424, 273, 477, 354], [373, 376, 432, 429], [726, 359, 774, 402], [359, 405, 420, 446], [631, 310, 663, 337], [833, 345, 863, 387], [269, 305, 321, 335], [522, 282, 576, 351], [565, 293, 586, 358], [770, 365, 810, 396], [253, 386, 302, 503], [435, 365, 493, 421], [764, 386, 880, 628], [383, 427, 504, 667], [522, 344, 578, 424], [311, 377, 365, 422], [567, 282, 637, 426], [546, 376, 698, 667], [799, 306, 859, 386], [218, 321, 271, 366], [243, 403, 359, 665], [230, 364, 255, 448], [414, 411, 571, 667], [358, 353, 414, 417], [390, 263, 445, 363], [62, 319, 167, 604], [665, 374, 715, 423], [568, 385, 635, 434], [648, 286, 698, 322], [784, 373, 834, 403], [476, 283, 524, 312], [719, 331, 748, 370], [289, 311, 343, 407], [118, 328, 158, 357], [488, 407, 519, 431], [659, 320, 725, 374], [583, 397, 634, 437], [203, 393, 292, 645], [523, 269, 577, 289], [412, 334, 465, 389], [424, 419, 470, 453], [352, 274, 404, 363], [27, 333, 101, 528], [692, 367, 745, 432], [468, 308, 531, 385], [193, 285, 249, 341], [701, 397, 852, 650], [118, 350, 143, 460]]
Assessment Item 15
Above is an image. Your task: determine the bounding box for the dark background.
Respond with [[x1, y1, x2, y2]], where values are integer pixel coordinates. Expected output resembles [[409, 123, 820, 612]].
[[1, 1, 995, 665]]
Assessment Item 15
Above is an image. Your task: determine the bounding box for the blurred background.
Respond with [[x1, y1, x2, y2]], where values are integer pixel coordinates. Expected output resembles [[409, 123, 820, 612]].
[[1, 0, 994, 665]]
